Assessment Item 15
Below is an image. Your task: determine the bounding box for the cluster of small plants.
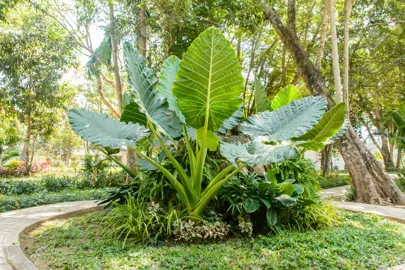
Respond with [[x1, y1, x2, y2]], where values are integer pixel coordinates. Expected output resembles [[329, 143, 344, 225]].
[[0, 160, 42, 177], [318, 173, 351, 189], [173, 219, 230, 242]]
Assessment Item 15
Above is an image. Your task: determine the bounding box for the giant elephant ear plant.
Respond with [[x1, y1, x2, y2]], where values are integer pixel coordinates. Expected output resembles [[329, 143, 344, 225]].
[[68, 27, 347, 218]]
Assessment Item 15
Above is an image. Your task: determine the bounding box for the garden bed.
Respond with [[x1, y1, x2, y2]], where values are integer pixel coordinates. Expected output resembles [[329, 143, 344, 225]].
[[21, 210, 405, 269]]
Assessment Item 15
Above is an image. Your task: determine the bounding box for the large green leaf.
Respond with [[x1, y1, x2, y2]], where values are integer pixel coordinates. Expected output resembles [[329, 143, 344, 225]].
[[124, 43, 182, 138], [241, 96, 327, 142], [220, 140, 297, 166], [254, 79, 271, 113], [68, 108, 150, 149], [271, 84, 302, 110], [156, 56, 185, 123], [217, 106, 244, 133], [293, 103, 346, 150], [173, 27, 244, 131]]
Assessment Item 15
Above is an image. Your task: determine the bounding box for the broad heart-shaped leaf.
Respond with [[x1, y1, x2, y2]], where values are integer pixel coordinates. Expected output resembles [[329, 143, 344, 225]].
[[294, 103, 346, 151], [68, 108, 150, 149], [254, 79, 271, 113], [173, 27, 244, 131], [271, 84, 302, 110], [241, 96, 327, 142], [220, 140, 297, 167], [124, 42, 182, 138], [156, 56, 185, 123], [217, 106, 244, 134]]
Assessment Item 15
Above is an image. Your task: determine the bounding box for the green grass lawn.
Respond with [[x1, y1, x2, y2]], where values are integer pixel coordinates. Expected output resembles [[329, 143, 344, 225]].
[[22, 210, 405, 270]]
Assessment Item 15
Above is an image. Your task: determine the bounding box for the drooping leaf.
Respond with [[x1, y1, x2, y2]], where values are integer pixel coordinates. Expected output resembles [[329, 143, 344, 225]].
[[173, 27, 244, 131], [197, 128, 220, 151], [275, 194, 298, 208], [266, 208, 278, 226], [266, 168, 278, 187], [294, 103, 346, 142], [156, 56, 185, 123], [220, 140, 297, 167], [124, 43, 182, 138], [326, 118, 350, 144], [217, 106, 244, 133], [260, 198, 271, 208], [68, 108, 150, 149], [120, 101, 147, 126], [241, 96, 327, 142], [244, 198, 261, 213], [294, 103, 346, 150], [293, 183, 305, 195], [254, 79, 271, 113], [271, 84, 302, 110], [86, 37, 111, 77]]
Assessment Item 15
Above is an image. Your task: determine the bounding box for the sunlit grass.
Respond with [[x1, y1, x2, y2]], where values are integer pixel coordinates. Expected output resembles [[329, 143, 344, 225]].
[[21, 210, 405, 270]]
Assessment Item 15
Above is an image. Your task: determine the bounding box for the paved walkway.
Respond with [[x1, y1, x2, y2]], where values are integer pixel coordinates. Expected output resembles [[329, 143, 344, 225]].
[[320, 185, 351, 200], [0, 201, 101, 270]]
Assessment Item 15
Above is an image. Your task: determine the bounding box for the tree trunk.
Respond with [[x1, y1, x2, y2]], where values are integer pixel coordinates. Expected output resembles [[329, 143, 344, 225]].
[[321, 145, 332, 176], [397, 148, 402, 169], [338, 127, 405, 204], [138, 4, 147, 57], [316, 0, 331, 69], [23, 113, 32, 175], [330, 0, 343, 103], [343, 0, 356, 114], [97, 75, 120, 118], [109, 1, 123, 114], [259, 1, 405, 205]]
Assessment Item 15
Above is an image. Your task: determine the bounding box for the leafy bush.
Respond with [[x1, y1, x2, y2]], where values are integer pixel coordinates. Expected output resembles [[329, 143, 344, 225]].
[[278, 201, 339, 231], [173, 219, 230, 242], [0, 188, 111, 212], [42, 176, 75, 192], [0, 179, 43, 195], [4, 159, 24, 172], [101, 196, 183, 247], [271, 156, 321, 198], [395, 177, 405, 192], [218, 171, 316, 233], [319, 174, 351, 189]]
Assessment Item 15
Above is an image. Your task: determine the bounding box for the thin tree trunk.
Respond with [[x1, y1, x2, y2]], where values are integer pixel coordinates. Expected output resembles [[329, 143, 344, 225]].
[[259, 1, 405, 205], [397, 148, 402, 169], [316, 0, 331, 69], [282, 44, 286, 86], [330, 0, 343, 103], [138, 4, 147, 57], [243, 38, 256, 115], [23, 113, 32, 175], [109, 1, 123, 114], [321, 145, 332, 176], [97, 75, 120, 118], [343, 0, 355, 114], [374, 110, 395, 169]]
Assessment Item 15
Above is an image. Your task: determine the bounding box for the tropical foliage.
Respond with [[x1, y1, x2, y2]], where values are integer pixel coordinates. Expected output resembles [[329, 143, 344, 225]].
[[68, 27, 346, 218]]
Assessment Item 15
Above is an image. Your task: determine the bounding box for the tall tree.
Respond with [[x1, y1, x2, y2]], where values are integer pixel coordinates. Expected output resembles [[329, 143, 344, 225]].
[[0, 8, 76, 174], [258, 1, 405, 205]]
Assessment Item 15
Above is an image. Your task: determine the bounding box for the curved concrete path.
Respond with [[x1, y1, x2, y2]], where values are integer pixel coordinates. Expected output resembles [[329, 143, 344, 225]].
[[0, 201, 101, 270]]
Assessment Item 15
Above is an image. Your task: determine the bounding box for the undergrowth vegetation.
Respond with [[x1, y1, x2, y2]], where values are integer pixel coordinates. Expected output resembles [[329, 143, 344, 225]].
[[21, 210, 405, 269]]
